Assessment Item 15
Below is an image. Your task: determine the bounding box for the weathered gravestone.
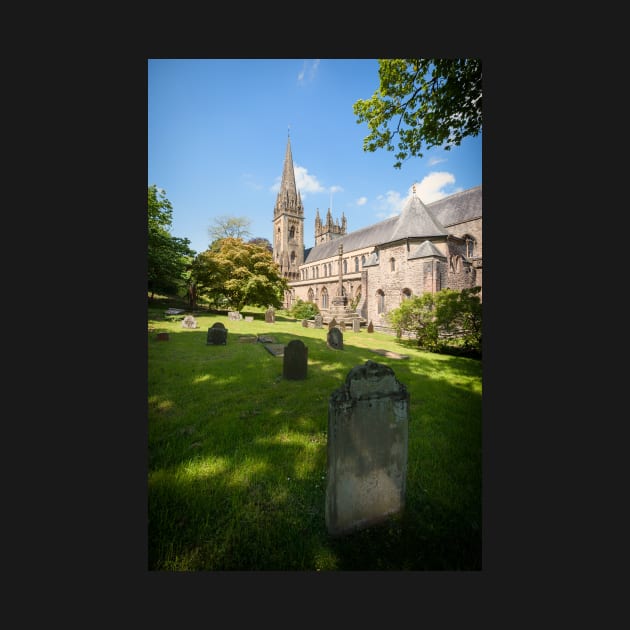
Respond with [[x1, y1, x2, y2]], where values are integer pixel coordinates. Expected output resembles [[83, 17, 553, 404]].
[[367, 320, 374, 333], [206, 322, 228, 345], [325, 360, 409, 536], [282, 339, 308, 380], [302, 319, 309, 327], [328, 318, 338, 331], [265, 307, 275, 323], [314, 314, 323, 329], [181, 315, 198, 329], [327, 327, 343, 350], [352, 319, 361, 333]]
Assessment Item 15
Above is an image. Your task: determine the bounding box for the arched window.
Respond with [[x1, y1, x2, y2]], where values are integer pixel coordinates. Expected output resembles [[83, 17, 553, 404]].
[[321, 288, 329, 309], [402, 288, 412, 301], [361, 255, 366, 267], [465, 236, 475, 258], [354, 257, 359, 272], [307, 288, 314, 302], [290, 251, 296, 265], [328, 263, 332, 276], [376, 290, 385, 314], [390, 257, 396, 271], [343, 259, 348, 274], [289, 226, 295, 240]]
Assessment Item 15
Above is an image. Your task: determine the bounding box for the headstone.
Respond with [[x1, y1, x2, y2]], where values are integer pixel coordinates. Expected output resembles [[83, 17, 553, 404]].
[[181, 315, 198, 329], [302, 319, 309, 327], [352, 319, 361, 333], [265, 308, 275, 323], [327, 327, 343, 350], [228, 311, 243, 321], [245, 316, 254, 322], [206, 322, 228, 345], [328, 318, 338, 331], [325, 360, 409, 536], [339, 321, 346, 332], [156, 332, 169, 341], [282, 339, 308, 380], [367, 320, 374, 333], [314, 314, 323, 329]]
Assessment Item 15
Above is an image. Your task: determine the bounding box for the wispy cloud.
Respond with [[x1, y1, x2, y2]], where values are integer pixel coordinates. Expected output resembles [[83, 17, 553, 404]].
[[329, 185, 343, 194], [356, 196, 367, 206], [297, 59, 320, 85], [374, 190, 405, 219], [241, 173, 263, 190], [428, 156, 447, 166]]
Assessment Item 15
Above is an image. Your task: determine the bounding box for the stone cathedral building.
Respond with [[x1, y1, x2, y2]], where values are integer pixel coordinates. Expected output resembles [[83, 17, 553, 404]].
[[272, 136, 482, 329]]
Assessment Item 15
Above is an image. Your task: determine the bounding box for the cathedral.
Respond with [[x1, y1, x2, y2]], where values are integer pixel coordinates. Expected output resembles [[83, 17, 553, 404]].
[[272, 136, 482, 329]]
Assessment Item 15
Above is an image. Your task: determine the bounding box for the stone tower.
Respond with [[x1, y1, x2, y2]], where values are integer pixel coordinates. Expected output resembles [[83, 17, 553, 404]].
[[314, 208, 347, 244], [273, 134, 304, 281]]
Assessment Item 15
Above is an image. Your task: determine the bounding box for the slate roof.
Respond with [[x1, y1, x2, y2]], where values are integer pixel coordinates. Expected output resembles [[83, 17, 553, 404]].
[[303, 185, 481, 264], [408, 240, 447, 260]]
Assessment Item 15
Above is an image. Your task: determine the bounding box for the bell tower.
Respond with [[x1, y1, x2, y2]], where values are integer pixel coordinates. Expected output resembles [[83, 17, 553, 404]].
[[273, 132, 304, 281]]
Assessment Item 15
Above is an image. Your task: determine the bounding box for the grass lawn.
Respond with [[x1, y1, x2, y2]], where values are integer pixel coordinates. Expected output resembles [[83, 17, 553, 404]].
[[148, 299, 482, 570]]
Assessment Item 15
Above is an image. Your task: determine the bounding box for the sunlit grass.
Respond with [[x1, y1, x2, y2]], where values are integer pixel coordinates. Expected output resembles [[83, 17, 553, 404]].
[[148, 299, 482, 570]]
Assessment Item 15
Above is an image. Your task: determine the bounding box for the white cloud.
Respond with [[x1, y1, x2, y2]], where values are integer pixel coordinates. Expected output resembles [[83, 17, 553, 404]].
[[329, 185, 343, 194], [410, 172, 462, 203], [356, 196, 367, 206], [374, 190, 404, 219], [297, 59, 320, 85], [428, 156, 447, 166]]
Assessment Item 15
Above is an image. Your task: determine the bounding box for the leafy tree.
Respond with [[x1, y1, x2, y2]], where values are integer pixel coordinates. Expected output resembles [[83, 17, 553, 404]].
[[191, 237, 289, 311], [387, 287, 482, 354], [208, 215, 252, 245], [248, 236, 273, 253], [353, 59, 482, 169], [148, 185, 195, 300], [289, 299, 319, 320]]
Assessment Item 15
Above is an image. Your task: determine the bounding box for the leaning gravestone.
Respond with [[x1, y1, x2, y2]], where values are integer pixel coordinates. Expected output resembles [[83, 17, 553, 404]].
[[283, 339, 308, 380], [327, 327, 343, 350], [181, 315, 198, 329], [206, 322, 228, 345], [265, 308, 275, 323], [325, 360, 409, 536], [314, 314, 323, 329]]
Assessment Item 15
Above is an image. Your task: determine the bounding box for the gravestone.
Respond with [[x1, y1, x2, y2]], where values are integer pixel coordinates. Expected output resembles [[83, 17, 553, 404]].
[[265, 308, 275, 323], [181, 315, 198, 329], [156, 332, 169, 341], [352, 319, 361, 333], [283, 339, 308, 380], [328, 318, 338, 331], [302, 319, 309, 327], [245, 316, 254, 322], [325, 360, 409, 536], [327, 327, 343, 350], [314, 314, 323, 329], [339, 321, 346, 332], [367, 320, 374, 333], [206, 322, 228, 345]]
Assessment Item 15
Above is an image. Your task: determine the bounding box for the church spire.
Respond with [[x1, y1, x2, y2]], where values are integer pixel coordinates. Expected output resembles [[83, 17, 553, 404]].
[[275, 135, 302, 216]]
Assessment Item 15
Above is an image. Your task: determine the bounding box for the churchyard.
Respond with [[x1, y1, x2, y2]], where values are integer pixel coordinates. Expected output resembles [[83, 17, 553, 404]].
[[148, 300, 482, 570]]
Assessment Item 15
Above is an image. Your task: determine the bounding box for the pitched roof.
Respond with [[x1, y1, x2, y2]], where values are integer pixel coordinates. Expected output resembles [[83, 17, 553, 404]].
[[408, 240, 446, 260], [303, 185, 481, 264]]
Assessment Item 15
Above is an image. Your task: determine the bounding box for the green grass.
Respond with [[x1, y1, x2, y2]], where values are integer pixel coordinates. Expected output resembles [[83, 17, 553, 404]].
[[148, 298, 482, 570]]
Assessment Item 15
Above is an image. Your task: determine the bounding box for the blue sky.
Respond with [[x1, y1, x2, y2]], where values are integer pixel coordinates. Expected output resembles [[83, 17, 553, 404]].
[[148, 59, 482, 256]]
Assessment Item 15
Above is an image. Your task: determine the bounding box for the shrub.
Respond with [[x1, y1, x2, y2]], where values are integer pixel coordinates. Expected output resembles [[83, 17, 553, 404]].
[[289, 299, 320, 320]]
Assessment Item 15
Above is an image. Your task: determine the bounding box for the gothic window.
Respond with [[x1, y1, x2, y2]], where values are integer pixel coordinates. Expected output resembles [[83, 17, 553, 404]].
[[321, 288, 329, 309], [376, 290, 385, 314], [354, 257, 359, 272], [328, 263, 332, 276], [308, 288, 314, 302], [343, 259, 348, 274], [290, 251, 296, 265], [402, 288, 412, 301], [361, 255, 366, 267], [464, 235, 475, 258], [289, 226, 295, 240], [390, 257, 396, 271]]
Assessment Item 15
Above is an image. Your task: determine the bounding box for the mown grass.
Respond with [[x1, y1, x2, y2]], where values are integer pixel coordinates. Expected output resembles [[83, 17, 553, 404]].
[[148, 299, 482, 570]]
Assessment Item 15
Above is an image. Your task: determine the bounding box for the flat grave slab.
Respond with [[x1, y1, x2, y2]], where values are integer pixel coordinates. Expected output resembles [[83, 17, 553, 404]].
[[263, 343, 285, 357], [370, 349, 410, 360]]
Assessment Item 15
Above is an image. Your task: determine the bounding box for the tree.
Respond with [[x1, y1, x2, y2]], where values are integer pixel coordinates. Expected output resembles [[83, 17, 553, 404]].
[[208, 215, 252, 245], [353, 59, 482, 169], [248, 236, 273, 253], [148, 184, 196, 300], [191, 237, 289, 311]]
